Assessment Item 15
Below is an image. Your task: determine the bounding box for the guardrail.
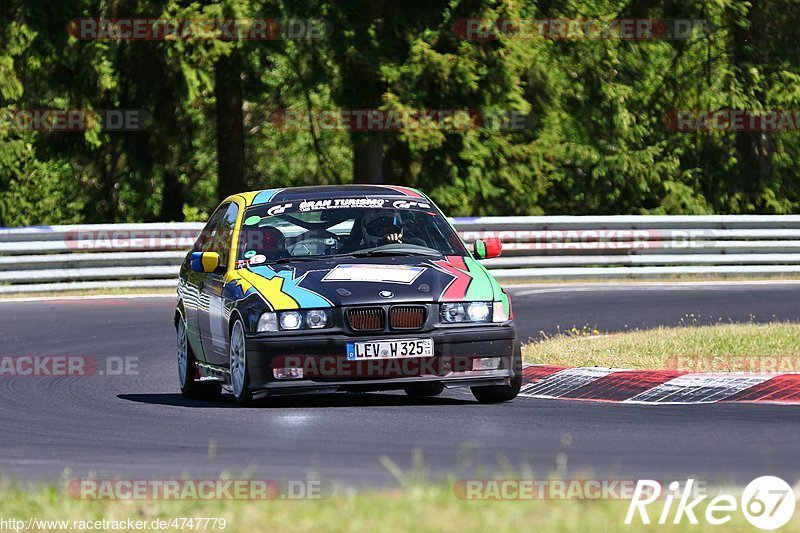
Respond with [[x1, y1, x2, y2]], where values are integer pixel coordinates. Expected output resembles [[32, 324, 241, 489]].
[[1, 216, 799, 293]]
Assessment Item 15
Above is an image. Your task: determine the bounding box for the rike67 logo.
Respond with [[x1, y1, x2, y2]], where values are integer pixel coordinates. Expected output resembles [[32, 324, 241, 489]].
[[625, 477, 796, 530]]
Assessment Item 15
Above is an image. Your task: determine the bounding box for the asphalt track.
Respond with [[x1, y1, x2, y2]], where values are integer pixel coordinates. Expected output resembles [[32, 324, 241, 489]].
[[1, 282, 799, 488]]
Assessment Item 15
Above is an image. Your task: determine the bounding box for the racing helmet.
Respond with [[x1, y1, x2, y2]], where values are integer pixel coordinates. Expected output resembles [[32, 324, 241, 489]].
[[241, 225, 286, 260], [361, 210, 403, 246]]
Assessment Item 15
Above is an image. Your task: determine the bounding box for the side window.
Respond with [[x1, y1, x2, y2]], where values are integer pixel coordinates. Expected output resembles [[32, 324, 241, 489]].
[[194, 204, 228, 253], [215, 203, 239, 266], [193, 202, 240, 267]]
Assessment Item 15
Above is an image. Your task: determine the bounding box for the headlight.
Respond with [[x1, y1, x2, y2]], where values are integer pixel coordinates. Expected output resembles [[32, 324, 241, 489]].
[[279, 311, 303, 330], [305, 309, 328, 329], [260, 310, 333, 332], [257, 312, 278, 332], [441, 302, 493, 323], [467, 302, 491, 321], [441, 303, 466, 322]]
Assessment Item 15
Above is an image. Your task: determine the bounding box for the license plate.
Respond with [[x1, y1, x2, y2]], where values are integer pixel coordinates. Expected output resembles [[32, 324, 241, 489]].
[[346, 338, 434, 360]]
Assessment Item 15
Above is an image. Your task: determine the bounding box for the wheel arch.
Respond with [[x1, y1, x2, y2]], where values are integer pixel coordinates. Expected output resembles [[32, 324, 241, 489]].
[[174, 300, 186, 327], [228, 308, 245, 337]]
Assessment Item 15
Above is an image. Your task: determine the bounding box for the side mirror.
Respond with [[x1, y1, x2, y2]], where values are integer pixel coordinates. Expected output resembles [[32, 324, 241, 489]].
[[190, 251, 222, 273], [473, 238, 502, 260]]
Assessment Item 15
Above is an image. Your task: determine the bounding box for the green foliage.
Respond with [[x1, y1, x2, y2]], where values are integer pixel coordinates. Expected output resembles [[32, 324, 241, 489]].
[[1, 0, 799, 225]]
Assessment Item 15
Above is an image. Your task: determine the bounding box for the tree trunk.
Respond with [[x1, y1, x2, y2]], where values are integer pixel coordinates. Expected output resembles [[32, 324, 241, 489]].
[[730, 3, 772, 211], [352, 134, 384, 184], [160, 170, 184, 221], [215, 51, 246, 202]]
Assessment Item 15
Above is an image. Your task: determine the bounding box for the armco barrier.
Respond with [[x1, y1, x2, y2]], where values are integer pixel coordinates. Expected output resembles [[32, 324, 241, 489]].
[[1, 216, 799, 293]]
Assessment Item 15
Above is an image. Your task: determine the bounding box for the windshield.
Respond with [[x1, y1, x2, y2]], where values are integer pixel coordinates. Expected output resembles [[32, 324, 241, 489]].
[[235, 198, 466, 265]]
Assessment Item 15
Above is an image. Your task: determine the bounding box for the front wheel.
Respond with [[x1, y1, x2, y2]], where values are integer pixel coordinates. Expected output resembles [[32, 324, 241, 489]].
[[470, 342, 522, 404], [177, 318, 221, 400], [229, 319, 254, 406]]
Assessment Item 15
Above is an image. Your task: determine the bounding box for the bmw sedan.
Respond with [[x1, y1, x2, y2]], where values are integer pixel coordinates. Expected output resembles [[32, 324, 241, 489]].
[[175, 185, 520, 406]]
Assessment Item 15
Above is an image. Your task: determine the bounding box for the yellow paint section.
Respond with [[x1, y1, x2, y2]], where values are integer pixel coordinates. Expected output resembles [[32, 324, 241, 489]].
[[201, 252, 220, 272], [218, 190, 302, 310], [226, 196, 247, 271], [226, 272, 254, 297], [236, 268, 299, 310], [236, 191, 261, 206]]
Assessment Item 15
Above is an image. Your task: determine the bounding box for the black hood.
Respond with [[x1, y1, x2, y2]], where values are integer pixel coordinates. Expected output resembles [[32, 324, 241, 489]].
[[231, 255, 497, 309]]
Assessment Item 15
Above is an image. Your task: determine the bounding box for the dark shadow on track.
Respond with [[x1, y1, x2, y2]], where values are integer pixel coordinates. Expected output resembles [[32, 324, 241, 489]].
[[117, 394, 236, 408], [118, 392, 476, 409]]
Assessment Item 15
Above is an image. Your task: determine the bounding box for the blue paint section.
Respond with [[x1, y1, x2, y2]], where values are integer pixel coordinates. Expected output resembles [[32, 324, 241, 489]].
[[252, 189, 282, 205], [223, 280, 256, 301], [346, 343, 356, 360], [250, 265, 333, 308], [223, 281, 241, 301], [190, 252, 203, 272]]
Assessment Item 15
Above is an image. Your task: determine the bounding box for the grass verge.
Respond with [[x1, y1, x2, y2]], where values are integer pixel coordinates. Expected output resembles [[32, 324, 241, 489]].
[[522, 322, 800, 370], [0, 481, 792, 532]]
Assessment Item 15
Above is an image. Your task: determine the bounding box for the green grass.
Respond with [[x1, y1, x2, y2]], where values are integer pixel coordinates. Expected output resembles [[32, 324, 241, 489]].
[[0, 480, 793, 532], [522, 322, 800, 370]]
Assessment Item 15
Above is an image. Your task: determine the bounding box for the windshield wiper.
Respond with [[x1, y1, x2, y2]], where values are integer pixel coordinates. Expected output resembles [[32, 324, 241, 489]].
[[245, 256, 328, 267], [347, 248, 439, 258]]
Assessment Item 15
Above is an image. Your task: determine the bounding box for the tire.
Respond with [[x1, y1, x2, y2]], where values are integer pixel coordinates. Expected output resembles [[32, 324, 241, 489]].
[[470, 342, 522, 404], [177, 317, 221, 400], [404, 382, 445, 397], [229, 319, 254, 406]]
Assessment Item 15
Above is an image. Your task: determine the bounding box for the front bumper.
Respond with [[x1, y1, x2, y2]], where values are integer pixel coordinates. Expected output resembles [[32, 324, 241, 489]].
[[244, 324, 516, 395]]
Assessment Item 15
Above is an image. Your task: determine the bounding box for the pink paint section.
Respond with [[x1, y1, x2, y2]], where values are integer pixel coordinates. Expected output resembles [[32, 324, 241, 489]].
[[433, 256, 472, 301], [380, 185, 423, 198]]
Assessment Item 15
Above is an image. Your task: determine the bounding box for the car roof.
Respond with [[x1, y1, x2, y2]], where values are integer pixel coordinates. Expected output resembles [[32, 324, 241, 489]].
[[235, 184, 426, 206]]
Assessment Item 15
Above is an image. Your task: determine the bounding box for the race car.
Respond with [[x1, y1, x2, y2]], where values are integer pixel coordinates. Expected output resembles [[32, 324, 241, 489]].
[[175, 185, 520, 406]]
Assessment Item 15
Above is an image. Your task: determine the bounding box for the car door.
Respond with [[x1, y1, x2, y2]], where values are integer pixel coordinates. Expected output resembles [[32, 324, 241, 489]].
[[183, 205, 229, 363], [197, 201, 240, 365]]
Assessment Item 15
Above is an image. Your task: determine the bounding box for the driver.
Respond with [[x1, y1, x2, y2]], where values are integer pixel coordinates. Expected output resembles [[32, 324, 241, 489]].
[[361, 210, 404, 246], [240, 225, 288, 261], [338, 209, 426, 252]]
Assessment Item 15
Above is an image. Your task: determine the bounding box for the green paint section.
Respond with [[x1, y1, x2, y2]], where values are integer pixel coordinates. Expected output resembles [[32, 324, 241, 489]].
[[486, 270, 504, 299], [483, 264, 510, 314], [464, 257, 509, 314], [499, 288, 510, 316], [463, 257, 495, 301], [474, 239, 486, 259], [244, 215, 261, 226]]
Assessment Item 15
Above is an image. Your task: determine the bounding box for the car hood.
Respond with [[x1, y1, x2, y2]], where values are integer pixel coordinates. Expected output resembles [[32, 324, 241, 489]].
[[227, 255, 502, 310]]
